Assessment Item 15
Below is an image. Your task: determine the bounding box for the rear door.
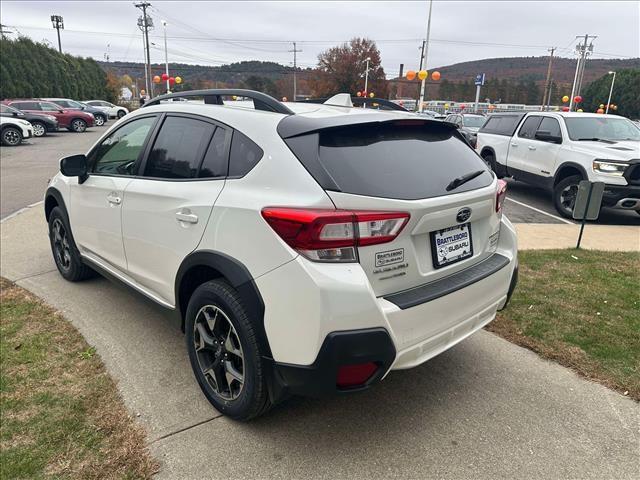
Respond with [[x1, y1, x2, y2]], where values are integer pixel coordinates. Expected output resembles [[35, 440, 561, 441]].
[[121, 114, 230, 303], [509, 115, 542, 172], [525, 116, 563, 177], [285, 120, 500, 297]]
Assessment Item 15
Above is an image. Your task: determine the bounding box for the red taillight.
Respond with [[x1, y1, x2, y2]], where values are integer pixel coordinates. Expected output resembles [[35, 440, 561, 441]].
[[496, 179, 507, 213], [261, 208, 409, 263], [336, 362, 378, 388]]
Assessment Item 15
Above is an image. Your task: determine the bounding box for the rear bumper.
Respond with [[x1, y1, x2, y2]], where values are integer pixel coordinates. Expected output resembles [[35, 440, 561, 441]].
[[258, 216, 518, 397], [602, 183, 640, 210]]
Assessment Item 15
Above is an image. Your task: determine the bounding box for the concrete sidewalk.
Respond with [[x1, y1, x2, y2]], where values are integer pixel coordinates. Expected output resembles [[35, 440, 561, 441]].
[[515, 223, 639, 251], [1, 206, 638, 479]]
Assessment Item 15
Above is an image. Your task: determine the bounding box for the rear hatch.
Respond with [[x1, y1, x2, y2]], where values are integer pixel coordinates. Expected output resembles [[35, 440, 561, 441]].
[[282, 118, 502, 297]]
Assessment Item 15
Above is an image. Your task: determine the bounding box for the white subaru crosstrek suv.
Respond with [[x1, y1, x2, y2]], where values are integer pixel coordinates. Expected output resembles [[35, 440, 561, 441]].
[[44, 90, 518, 420]]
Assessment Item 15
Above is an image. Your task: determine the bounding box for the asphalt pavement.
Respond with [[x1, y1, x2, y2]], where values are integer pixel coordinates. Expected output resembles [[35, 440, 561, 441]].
[[1, 130, 639, 226], [1, 206, 638, 479]]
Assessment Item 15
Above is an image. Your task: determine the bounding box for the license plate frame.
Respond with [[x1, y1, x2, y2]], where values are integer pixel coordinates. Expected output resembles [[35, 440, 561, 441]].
[[430, 223, 473, 269]]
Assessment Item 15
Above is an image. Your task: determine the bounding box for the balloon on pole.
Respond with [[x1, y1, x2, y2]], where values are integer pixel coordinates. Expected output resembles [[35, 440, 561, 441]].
[[562, 95, 569, 103], [418, 70, 428, 81], [161, 73, 169, 81], [369, 92, 375, 98], [596, 108, 604, 114], [406, 70, 416, 81], [356, 91, 362, 97], [175, 76, 182, 84], [431, 71, 441, 81], [577, 108, 583, 112], [574, 95, 582, 103], [562, 106, 570, 112], [153, 75, 161, 84], [169, 77, 176, 85]]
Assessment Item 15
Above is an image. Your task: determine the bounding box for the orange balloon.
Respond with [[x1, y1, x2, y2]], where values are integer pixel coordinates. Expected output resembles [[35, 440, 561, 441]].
[[562, 95, 569, 103], [418, 70, 428, 81], [406, 70, 416, 81], [431, 71, 441, 81], [153, 75, 161, 84], [597, 108, 604, 114]]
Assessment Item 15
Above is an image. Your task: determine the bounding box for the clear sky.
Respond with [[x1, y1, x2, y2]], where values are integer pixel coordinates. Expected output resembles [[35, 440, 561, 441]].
[[1, 1, 638, 76]]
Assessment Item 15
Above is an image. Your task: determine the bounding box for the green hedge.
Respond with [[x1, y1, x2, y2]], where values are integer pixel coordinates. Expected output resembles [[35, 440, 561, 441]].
[[0, 37, 116, 102]]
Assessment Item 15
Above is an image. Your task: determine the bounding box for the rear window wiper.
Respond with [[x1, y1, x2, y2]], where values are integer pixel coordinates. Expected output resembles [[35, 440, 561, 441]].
[[446, 169, 486, 192], [576, 137, 616, 144]]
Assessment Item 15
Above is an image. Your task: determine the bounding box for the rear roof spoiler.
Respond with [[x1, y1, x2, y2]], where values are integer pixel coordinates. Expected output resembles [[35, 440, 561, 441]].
[[277, 114, 456, 139], [142, 89, 294, 115]]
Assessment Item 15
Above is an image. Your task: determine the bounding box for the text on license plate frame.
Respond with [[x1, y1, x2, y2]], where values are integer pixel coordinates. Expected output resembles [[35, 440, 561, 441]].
[[430, 223, 473, 269]]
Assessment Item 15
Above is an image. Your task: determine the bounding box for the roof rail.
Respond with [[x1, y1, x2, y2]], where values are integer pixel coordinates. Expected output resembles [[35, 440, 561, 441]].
[[142, 89, 294, 115]]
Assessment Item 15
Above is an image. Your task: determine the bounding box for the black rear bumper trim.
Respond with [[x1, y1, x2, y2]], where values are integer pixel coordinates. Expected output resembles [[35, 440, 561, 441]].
[[383, 253, 511, 310]]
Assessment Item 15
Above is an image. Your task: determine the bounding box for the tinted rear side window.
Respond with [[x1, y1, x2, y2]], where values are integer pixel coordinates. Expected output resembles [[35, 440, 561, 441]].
[[518, 116, 542, 139], [286, 122, 492, 200], [228, 131, 263, 177], [480, 115, 522, 136], [144, 116, 215, 179]]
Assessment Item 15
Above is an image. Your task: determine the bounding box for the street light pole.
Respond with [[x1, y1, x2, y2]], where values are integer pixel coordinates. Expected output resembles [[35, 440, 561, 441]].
[[162, 20, 169, 94], [50, 15, 64, 54], [418, 0, 433, 113], [364, 57, 371, 93], [605, 71, 616, 114]]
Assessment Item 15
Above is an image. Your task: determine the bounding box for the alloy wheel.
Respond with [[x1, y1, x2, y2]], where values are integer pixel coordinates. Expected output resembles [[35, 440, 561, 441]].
[[117, 110, 126, 118], [51, 218, 72, 271], [3, 128, 21, 145], [72, 120, 86, 132], [95, 116, 105, 126], [32, 123, 46, 137], [560, 183, 578, 214], [193, 305, 244, 401]]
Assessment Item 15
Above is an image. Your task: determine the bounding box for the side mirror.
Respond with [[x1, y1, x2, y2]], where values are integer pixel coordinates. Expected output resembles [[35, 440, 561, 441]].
[[60, 154, 88, 182], [12, 111, 19, 117], [535, 130, 562, 144]]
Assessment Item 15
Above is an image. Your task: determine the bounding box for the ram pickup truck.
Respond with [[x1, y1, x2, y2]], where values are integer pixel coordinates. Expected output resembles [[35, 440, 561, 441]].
[[476, 111, 640, 218]]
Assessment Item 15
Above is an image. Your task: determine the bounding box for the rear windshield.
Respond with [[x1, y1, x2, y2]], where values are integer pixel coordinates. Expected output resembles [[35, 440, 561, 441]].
[[479, 115, 523, 136], [285, 121, 492, 200]]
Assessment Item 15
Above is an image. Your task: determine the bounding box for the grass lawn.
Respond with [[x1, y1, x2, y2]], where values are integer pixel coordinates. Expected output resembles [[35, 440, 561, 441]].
[[0, 278, 157, 479], [489, 249, 639, 400]]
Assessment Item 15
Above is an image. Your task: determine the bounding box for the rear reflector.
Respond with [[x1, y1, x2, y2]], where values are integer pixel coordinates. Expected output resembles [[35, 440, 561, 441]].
[[261, 208, 409, 262], [496, 179, 507, 213], [336, 362, 378, 388]]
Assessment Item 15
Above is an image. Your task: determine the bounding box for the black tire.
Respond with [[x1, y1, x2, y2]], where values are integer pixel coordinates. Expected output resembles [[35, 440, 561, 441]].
[[117, 110, 126, 119], [48, 206, 95, 281], [70, 118, 87, 133], [31, 121, 47, 137], [1, 126, 23, 146], [94, 114, 106, 126], [186, 280, 271, 421], [482, 151, 497, 174], [553, 174, 582, 219]]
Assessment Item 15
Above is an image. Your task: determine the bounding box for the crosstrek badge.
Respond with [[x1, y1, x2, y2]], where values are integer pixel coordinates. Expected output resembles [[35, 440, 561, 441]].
[[375, 248, 404, 267]]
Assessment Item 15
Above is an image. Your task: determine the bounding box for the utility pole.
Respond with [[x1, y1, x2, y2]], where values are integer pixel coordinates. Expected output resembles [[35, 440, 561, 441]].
[[162, 20, 169, 94], [541, 47, 555, 111], [288, 42, 302, 101], [50, 15, 64, 53], [0, 24, 13, 39], [418, 0, 433, 113], [135, 2, 153, 98], [104, 43, 110, 63], [569, 34, 596, 111]]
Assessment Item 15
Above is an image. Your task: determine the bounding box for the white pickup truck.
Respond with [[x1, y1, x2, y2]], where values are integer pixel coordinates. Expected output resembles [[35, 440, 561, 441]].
[[476, 111, 640, 218]]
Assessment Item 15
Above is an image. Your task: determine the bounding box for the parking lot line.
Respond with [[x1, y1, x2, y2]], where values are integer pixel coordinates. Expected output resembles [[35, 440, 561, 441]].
[[505, 197, 574, 225]]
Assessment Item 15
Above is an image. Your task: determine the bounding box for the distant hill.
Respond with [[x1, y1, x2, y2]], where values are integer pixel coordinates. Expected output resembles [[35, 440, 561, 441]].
[[428, 56, 640, 85]]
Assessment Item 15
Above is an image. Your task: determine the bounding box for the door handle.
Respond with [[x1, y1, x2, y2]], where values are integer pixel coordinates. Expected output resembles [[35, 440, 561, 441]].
[[176, 211, 198, 224], [106, 192, 121, 205], [511, 142, 518, 147], [528, 145, 536, 151]]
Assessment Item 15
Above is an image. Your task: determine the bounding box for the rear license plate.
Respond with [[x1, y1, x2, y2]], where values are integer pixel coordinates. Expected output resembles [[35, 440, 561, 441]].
[[430, 223, 473, 268]]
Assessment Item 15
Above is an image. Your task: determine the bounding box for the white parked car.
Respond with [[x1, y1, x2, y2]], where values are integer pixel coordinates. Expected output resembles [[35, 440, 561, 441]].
[[1, 116, 34, 146], [44, 90, 518, 420], [476, 112, 640, 217], [83, 100, 129, 119]]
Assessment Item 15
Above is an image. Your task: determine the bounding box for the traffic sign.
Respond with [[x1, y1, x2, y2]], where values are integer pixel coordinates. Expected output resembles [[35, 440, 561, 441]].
[[474, 73, 485, 86]]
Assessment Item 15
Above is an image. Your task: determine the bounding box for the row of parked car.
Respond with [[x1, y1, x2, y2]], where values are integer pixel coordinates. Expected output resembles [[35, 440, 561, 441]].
[[0, 98, 129, 146]]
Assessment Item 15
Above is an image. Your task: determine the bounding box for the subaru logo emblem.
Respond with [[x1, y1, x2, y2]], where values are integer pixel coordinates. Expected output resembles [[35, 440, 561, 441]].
[[456, 207, 472, 223]]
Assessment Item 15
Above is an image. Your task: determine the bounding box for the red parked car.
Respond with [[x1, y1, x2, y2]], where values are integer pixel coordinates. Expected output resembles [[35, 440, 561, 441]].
[[1, 99, 95, 132]]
